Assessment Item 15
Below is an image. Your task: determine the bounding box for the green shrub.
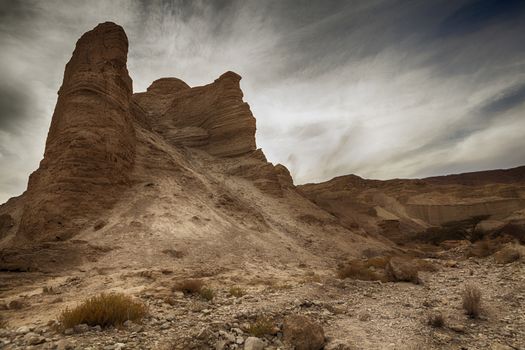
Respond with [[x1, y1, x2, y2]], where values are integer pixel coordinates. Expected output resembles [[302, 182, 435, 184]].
[[59, 293, 147, 329]]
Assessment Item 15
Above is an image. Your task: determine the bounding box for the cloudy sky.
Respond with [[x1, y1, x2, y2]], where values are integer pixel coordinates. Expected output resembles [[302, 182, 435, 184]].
[[1, 0, 525, 203]]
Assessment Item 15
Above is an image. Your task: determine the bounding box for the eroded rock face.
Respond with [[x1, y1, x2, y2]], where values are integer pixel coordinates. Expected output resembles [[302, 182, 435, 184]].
[[17, 22, 136, 241], [3, 21, 291, 244], [133, 71, 256, 157], [299, 167, 525, 242]]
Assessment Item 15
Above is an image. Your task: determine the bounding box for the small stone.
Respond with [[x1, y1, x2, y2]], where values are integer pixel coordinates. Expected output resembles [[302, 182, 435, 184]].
[[92, 325, 102, 332], [56, 339, 75, 350], [244, 337, 265, 350], [236, 336, 244, 344], [219, 330, 236, 343], [17, 326, 31, 334], [63, 328, 74, 335], [24, 332, 45, 345], [448, 324, 466, 333], [215, 340, 228, 350], [73, 323, 90, 334]]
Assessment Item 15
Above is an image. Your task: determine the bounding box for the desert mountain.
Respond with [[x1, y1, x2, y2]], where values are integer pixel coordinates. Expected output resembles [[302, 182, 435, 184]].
[[0, 22, 384, 272], [299, 167, 525, 244]]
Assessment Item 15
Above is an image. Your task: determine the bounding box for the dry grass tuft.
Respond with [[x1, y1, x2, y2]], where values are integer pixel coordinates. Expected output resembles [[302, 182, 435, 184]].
[[467, 239, 501, 258], [199, 287, 215, 301], [462, 284, 482, 318], [172, 279, 204, 295], [427, 312, 445, 328], [228, 286, 246, 298], [337, 259, 387, 282], [247, 316, 275, 337], [59, 293, 147, 329]]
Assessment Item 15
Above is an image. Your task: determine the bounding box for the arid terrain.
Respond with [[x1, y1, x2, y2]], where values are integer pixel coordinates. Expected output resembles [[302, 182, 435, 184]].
[[1, 22, 524, 350]]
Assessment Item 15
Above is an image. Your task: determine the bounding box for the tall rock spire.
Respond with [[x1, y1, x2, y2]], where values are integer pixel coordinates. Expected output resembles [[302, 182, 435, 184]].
[[17, 22, 136, 241]]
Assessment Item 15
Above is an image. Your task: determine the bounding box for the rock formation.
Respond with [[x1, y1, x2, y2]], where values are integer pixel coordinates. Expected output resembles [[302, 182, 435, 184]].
[[133, 71, 256, 157], [0, 22, 298, 248], [17, 22, 136, 242], [299, 167, 525, 243]]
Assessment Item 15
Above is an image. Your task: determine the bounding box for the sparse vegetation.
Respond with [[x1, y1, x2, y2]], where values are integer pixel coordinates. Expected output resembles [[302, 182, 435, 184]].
[[337, 259, 387, 282], [228, 286, 246, 298], [43, 286, 56, 294], [59, 293, 147, 329], [199, 287, 215, 301], [467, 239, 501, 258], [385, 257, 421, 284], [462, 284, 482, 318], [172, 279, 204, 295], [247, 316, 275, 337], [427, 312, 445, 328]]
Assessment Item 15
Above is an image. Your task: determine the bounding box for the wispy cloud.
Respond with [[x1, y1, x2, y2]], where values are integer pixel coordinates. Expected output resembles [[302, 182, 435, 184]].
[[1, 0, 525, 203]]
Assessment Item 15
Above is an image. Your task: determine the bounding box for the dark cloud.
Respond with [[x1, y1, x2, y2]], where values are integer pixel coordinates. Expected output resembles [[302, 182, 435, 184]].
[[436, 0, 525, 37], [479, 82, 525, 116], [0, 85, 30, 134]]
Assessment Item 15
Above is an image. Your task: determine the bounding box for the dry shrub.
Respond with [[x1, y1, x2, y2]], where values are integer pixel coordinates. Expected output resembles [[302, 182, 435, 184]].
[[468, 239, 501, 258], [385, 257, 421, 284], [59, 293, 147, 329], [228, 286, 246, 298], [462, 284, 482, 318], [247, 316, 275, 337], [173, 279, 204, 295], [337, 259, 387, 282], [366, 256, 390, 269], [199, 287, 215, 301], [427, 312, 445, 328], [413, 259, 439, 272]]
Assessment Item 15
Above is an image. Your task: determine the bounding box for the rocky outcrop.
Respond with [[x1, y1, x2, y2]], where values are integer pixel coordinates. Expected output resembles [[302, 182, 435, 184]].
[[299, 168, 525, 242], [133, 71, 256, 158], [0, 22, 292, 245], [16, 22, 136, 241]]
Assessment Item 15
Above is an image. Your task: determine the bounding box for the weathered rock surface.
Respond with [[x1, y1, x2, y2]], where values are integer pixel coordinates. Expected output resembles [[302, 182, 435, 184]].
[[0, 22, 296, 248], [15, 22, 136, 242], [133, 71, 256, 157]]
